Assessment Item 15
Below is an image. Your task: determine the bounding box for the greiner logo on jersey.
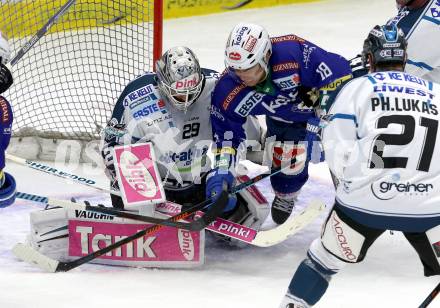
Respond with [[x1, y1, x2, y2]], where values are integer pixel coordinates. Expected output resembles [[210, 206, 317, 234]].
[[273, 74, 300, 90], [371, 174, 434, 200], [234, 91, 265, 116]]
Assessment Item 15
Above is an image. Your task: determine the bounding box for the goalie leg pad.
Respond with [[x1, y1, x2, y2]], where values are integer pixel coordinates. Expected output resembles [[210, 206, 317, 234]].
[[409, 226, 440, 276], [29, 206, 205, 268], [234, 175, 270, 230], [29, 207, 70, 262], [319, 205, 385, 263]]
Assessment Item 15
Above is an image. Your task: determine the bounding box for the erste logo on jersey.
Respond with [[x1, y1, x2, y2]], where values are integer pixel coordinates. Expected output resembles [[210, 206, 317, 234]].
[[133, 102, 161, 119], [273, 74, 300, 90], [234, 92, 264, 116]]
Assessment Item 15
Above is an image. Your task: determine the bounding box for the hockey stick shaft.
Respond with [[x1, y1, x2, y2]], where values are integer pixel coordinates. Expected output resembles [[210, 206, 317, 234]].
[[419, 282, 440, 308], [10, 0, 76, 66]]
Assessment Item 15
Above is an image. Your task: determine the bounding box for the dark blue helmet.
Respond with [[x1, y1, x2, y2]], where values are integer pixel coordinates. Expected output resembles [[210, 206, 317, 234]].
[[362, 24, 407, 67]]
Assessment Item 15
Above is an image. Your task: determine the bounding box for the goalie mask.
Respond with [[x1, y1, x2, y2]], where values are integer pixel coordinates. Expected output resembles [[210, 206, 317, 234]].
[[224, 23, 272, 78], [156, 46, 204, 112], [362, 24, 407, 67]]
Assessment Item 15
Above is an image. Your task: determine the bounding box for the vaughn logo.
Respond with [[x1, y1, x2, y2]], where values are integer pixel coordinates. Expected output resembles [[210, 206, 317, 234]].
[[371, 174, 434, 200]]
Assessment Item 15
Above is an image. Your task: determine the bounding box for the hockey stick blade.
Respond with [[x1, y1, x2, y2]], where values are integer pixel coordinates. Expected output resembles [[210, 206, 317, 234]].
[[13, 243, 60, 273], [252, 199, 325, 247], [13, 189, 228, 272]]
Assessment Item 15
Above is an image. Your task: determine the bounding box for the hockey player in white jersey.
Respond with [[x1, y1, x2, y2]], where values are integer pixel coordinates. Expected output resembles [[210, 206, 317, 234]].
[[279, 24, 440, 307], [387, 0, 440, 82], [102, 46, 268, 232]]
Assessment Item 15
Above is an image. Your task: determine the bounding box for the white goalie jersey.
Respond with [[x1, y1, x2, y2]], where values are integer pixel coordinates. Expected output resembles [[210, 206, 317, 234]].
[[323, 71, 440, 222], [104, 69, 219, 185]]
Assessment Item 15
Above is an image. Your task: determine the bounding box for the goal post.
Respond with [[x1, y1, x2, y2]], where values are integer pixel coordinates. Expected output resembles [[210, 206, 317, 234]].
[[0, 0, 163, 161]]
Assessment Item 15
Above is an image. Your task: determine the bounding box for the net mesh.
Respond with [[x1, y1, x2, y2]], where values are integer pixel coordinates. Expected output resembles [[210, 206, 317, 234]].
[[1, 0, 160, 140]]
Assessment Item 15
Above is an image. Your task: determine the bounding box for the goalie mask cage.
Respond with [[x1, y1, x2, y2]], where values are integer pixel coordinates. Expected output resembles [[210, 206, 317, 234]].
[[1, 0, 163, 142]]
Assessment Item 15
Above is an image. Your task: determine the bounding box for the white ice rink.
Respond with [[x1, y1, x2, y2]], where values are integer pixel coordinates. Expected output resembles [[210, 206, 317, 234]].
[[2, 0, 439, 307]]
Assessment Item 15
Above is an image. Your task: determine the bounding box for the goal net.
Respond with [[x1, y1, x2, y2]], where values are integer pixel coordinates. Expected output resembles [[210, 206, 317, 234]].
[[0, 0, 162, 161]]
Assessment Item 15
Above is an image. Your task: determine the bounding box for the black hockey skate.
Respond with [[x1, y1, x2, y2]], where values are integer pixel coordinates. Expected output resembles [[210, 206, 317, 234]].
[[271, 196, 295, 224]]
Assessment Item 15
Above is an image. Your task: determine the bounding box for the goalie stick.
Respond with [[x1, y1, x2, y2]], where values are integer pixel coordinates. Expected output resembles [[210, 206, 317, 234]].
[[13, 184, 228, 272], [15, 156, 298, 230], [16, 191, 325, 246], [10, 0, 77, 66], [419, 282, 440, 308]]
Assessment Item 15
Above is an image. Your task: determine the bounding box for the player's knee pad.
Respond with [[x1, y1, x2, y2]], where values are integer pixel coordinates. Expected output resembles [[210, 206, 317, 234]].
[[319, 209, 368, 264], [308, 238, 348, 272]]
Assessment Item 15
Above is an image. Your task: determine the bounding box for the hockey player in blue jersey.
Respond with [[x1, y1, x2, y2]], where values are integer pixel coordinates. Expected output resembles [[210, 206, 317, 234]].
[[0, 31, 16, 208], [206, 23, 352, 224], [279, 24, 440, 307], [102, 46, 269, 234], [387, 0, 440, 82]]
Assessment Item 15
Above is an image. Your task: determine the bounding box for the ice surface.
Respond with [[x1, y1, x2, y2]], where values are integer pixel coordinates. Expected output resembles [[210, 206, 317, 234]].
[[2, 1, 438, 307]]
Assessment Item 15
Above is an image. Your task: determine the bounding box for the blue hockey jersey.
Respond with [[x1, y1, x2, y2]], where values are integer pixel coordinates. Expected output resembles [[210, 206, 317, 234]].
[[211, 34, 352, 150]]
